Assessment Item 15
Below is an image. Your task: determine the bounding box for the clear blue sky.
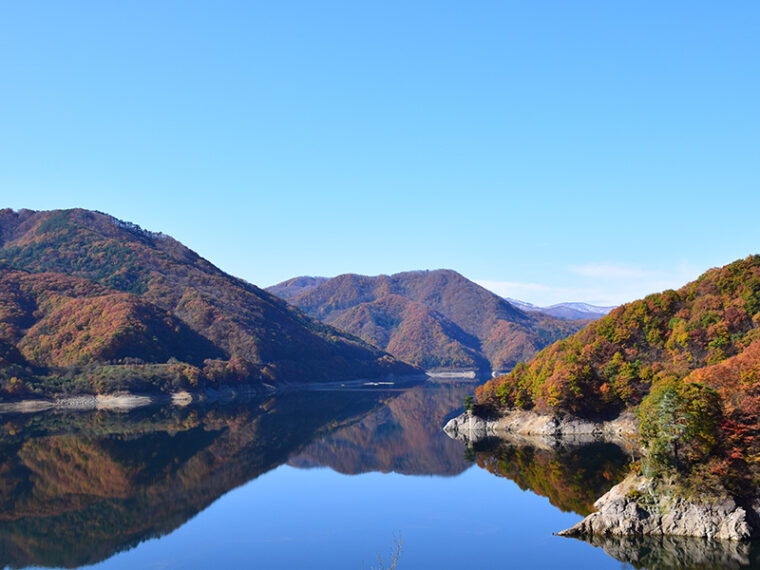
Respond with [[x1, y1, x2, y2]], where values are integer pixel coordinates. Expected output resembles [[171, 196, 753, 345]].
[[1, 1, 758, 305]]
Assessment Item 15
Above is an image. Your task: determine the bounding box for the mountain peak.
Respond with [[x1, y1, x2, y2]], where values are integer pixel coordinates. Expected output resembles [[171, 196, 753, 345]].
[[268, 271, 585, 373]]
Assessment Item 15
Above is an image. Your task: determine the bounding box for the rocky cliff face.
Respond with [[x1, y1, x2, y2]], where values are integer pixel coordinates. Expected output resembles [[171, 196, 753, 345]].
[[559, 474, 760, 541]]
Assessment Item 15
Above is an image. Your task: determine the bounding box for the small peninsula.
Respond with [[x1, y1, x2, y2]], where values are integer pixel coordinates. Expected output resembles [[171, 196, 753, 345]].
[[449, 255, 760, 540]]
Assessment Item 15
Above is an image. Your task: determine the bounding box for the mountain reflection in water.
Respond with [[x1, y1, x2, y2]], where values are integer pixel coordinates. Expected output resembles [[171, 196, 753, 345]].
[[288, 380, 471, 476], [1, 379, 755, 569], [0, 385, 406, 568]]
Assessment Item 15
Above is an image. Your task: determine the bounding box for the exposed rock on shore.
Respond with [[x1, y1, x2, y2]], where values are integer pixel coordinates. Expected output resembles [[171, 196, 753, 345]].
[[442, 409, 636, 446], [0, 386, 267, 414], [444, 410, 760, 541], [559, 474, 760, 541]]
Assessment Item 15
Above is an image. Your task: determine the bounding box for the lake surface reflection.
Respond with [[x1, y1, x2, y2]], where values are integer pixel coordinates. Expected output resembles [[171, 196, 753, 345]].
[[0, 379, 757, 569]]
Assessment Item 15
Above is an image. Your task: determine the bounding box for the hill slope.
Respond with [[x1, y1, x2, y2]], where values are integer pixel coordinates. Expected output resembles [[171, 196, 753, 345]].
[[476, 255, 760, 497], [268, 270, 584, 372], [267, 276, 328, 300], [0, 270, 223, 368], [0, 209, 416, 397]]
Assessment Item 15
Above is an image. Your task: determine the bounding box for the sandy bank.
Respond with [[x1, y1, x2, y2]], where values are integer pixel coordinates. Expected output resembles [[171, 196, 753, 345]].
[[0, 386, 267, 414]]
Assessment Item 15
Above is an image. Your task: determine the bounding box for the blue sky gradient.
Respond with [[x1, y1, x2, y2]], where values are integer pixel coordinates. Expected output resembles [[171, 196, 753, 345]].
[[2, 1, 758, 305]]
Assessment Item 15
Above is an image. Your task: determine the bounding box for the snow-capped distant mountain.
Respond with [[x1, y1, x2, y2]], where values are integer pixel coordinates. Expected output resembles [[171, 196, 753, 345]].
[[506, 298, 615, 321]]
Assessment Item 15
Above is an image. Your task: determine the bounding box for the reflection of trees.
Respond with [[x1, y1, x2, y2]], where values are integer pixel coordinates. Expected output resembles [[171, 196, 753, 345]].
[[575, 534, 760, 569], [474, 439, 631, 515], [289, 381, 474, 476], [0, 386, 405, 568]]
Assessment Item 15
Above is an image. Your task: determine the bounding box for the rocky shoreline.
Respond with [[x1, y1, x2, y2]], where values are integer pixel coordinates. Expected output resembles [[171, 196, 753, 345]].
[[444, 409, 760, 541], [442, 409, 637, 445], [559, 474, 760, 541]]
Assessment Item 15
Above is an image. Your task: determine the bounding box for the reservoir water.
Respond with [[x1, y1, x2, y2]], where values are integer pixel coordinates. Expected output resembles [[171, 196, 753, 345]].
[[0, 380, 756, 569]]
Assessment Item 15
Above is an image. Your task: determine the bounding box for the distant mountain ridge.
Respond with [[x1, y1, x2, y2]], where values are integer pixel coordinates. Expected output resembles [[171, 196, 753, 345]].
[[267, 276, 328, 300], [0, 208, 416, 398], [506, 298, 615, 321], [267, 270, 585, 373]]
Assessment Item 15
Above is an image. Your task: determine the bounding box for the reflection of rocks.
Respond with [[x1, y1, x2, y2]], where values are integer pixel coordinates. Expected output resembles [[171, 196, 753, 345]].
[[473, 439, 631, 516], [443, 410, 636, 446], [289, 381, 473, 476], [443, 410, 493, 444], [559, 474, 760, 541], [574, 534, 760, 569], [478, 430, 609, 452]]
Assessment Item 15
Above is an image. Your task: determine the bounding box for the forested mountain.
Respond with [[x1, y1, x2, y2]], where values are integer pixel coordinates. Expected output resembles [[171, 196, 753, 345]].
[[476, 255, 760, 495], [0, 209, 416, 397], [268, 270, 584, 373], [267, 276, 328, 300]]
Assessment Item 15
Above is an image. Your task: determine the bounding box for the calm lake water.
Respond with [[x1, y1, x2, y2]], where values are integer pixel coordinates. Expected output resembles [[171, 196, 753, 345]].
[[1, 379, 758, 569]]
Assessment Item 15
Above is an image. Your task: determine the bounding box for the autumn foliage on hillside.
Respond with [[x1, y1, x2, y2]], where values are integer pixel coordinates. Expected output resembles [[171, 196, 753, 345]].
[[681, 339, 760, 494], [0, 271, 223, 367], [0, 208, 416, 397], [269, 270, 585, 372], [330, 294, 490, 371], [477, 256, 760, 415], [476, 255, 760, 495]]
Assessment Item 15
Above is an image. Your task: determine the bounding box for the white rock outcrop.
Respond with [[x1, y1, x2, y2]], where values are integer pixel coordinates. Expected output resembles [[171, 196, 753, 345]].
[[443, 409, 636, 445], [559, 474, 760, 541]]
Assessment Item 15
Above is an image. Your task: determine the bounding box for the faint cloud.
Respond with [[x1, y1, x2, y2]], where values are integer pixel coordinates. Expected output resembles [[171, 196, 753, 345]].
[[475, 280, 599, 306], [569, 263, 653, 279], [476, 260, 704, 307]]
